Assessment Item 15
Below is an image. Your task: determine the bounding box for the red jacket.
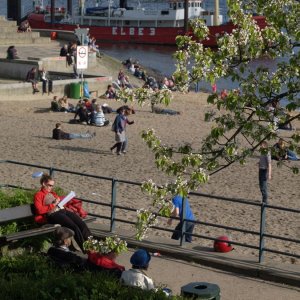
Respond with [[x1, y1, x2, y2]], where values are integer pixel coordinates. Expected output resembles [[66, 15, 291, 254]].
[[34, 189, 88, 224], [88, 252, 125, 271], [34, 188, 59, 223]]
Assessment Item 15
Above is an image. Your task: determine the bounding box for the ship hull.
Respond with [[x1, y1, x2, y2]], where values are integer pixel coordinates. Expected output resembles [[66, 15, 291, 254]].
[[27, 13, 266, 47]]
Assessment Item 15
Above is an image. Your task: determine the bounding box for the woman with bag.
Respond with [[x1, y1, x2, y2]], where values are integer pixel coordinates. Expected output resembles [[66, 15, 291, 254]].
[[110, 107, 126, 155], [34, 174, 91, 252]]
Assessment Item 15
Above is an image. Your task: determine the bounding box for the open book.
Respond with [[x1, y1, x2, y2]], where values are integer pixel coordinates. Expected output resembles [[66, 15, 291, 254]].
[[58, 191, 76, 209]]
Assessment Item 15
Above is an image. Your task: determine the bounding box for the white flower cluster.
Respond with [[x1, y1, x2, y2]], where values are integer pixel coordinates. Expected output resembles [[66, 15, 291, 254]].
[[136, 208, 158, 240], [83, 235, 127, 255]]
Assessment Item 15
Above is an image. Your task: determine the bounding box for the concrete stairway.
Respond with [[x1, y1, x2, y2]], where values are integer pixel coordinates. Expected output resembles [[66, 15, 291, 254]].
[[0, 16, 51, 45]]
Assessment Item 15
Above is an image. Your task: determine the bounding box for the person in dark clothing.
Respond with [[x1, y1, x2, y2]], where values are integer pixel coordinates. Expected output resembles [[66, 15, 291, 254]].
[[52, 123, 95, 140], [26, 67, 39, 93], [60, 44, 68, 57], [6, 45, 19, 59], [47, 227, 87, 271], [74, 105, 91, 124]]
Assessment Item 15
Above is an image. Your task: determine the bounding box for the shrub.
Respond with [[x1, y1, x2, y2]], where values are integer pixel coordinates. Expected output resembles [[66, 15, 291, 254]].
[[0, 254, 183, 300]]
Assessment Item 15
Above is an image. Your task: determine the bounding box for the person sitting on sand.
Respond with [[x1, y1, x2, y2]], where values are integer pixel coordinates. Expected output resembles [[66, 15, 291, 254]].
[[91, 104, 109, 127], [162, 77, 175, 90], [105, 85, 116, 99], [118, 70, 133, 89], [101, 103, 113, 114], [51, 96, 60, 112], [52, 123, 95, 140], [120, 249, 155, 290], [58, 96, 74, 112], [74, 105, 91, 124], [91, 98, 98, 112], [272, 138, 299, 161]]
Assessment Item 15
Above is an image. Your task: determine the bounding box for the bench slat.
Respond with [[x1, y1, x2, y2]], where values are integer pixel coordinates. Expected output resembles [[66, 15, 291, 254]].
[[0, 204, 97, 245], [0, 204, 34, 224], [4, 224, 61, 242]]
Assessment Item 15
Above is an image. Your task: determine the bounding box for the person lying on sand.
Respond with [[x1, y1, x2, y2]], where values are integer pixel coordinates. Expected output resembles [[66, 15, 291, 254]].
[[52, 123, 95, 140]]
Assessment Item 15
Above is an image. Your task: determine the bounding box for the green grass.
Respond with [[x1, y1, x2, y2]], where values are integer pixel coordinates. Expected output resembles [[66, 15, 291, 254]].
[[0, 253, 184, 300]]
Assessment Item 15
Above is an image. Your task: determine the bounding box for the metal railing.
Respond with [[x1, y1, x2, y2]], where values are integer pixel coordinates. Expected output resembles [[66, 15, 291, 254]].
[[1, 159, 299, 263]]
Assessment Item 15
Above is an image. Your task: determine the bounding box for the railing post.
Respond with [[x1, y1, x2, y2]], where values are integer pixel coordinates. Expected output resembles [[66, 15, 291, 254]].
[[180, 197, 187, 246], [49, 167, 54, 177], [110, 179, 117, 232], [259, 200, 267, 263]]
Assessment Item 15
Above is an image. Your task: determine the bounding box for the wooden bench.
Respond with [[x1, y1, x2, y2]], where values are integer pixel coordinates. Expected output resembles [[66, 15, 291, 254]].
[[0, 204, 96, 245]]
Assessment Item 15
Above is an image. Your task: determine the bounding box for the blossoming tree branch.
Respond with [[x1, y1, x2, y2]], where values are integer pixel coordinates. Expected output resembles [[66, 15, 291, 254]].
[[119, 0, 300, 240]]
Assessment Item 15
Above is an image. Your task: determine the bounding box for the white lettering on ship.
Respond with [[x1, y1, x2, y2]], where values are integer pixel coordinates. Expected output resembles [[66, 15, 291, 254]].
[[112, 27, 156, 36]]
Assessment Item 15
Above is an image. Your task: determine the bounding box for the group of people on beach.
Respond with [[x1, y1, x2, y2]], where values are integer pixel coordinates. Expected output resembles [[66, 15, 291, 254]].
[[121, 57, 176, 92], [50, 92, 138, 157]]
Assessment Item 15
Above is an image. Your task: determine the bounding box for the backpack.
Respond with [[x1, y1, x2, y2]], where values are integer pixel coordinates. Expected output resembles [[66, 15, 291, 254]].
[[111, 120, 116, 131]]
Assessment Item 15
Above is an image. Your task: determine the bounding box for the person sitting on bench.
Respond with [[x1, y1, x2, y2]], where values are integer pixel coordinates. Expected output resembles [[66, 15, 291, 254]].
[[34, 174, 92, 252]]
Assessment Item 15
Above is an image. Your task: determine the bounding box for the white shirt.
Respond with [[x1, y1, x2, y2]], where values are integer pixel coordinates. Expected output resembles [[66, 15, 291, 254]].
[[120, 269, 155, 290]]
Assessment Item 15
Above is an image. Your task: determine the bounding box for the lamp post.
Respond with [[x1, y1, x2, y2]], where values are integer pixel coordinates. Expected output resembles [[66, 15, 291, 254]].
[[184, 0, 189, 33], [50, 0, 55, 27], [214, 0, 220, 26]]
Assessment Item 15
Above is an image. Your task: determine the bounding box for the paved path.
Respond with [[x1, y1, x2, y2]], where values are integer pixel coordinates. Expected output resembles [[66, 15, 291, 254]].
[[89, 223, 300, 299]]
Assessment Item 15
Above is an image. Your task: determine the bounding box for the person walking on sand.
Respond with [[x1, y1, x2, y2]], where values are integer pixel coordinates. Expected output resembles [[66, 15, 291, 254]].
[[119, 106, 134, 154], [258, 141, 272, 204], [110, 107, 126, 155]]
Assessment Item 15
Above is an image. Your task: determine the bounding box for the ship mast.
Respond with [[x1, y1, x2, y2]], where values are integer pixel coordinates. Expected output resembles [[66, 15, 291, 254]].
[[214, 0, 220, 26], [184, 0, 189, 33]]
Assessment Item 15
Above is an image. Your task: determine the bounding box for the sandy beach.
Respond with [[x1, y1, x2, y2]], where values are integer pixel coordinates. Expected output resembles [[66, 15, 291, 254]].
[[0, 86, 299, 267]]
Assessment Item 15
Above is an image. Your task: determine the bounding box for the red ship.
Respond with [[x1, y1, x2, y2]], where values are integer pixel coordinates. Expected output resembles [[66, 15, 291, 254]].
[[27, 0, 267, 47]]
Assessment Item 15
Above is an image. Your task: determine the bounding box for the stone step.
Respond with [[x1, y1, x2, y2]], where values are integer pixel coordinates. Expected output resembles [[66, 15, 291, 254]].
[[32, 37, 52, 44], [0, 37, 51, 45], [0, 32, 40, 39], [0, 26, 19, 33], [0, 20, 17, 27], [0, 16, 6, 21]]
